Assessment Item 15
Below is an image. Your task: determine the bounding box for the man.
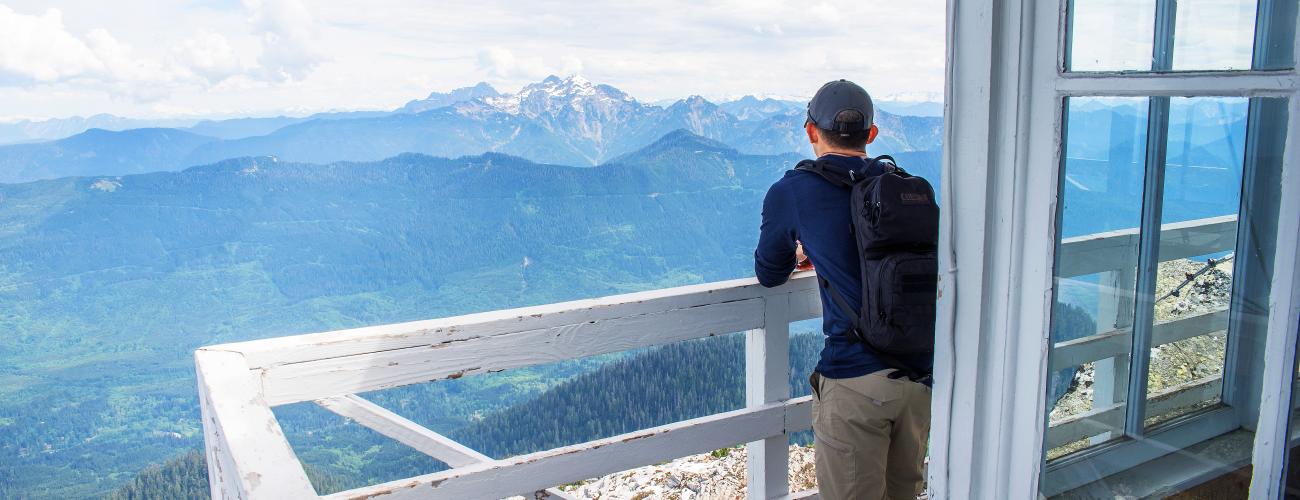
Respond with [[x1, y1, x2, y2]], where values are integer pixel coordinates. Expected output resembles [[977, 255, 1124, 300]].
[[754, 80, 933, 500]]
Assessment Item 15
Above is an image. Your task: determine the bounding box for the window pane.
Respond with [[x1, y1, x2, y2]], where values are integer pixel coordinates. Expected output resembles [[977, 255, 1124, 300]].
[[1172, 0, 1258, 70], [1067, 0, 1290, 72], [1042, 97, 1289, 499], [1044, 97, 1149, 460], [1143, 97, 1248, 428], [1068, 0, 1158, 71]]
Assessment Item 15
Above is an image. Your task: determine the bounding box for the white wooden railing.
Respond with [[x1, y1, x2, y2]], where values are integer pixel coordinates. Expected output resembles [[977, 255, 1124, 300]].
[[197, 271, 824, 499], [197, 214, 1239, 498]]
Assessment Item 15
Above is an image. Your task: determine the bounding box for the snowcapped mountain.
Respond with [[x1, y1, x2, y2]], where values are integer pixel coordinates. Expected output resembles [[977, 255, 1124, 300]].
[[456, 75, 659, 164], [483, 75, 639, 117]]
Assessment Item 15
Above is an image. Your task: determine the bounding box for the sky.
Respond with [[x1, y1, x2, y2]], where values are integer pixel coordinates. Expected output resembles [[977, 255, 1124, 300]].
[[0, 0, 947, 121]]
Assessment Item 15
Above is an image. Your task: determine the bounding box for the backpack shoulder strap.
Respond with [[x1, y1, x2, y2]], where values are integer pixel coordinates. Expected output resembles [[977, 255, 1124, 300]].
[[794, 159, 862, 188]]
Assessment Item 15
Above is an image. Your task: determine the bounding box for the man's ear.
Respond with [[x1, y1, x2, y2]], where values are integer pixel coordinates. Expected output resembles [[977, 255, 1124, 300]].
[[805, 122, 820, 145], [865, 124, 879, 145]]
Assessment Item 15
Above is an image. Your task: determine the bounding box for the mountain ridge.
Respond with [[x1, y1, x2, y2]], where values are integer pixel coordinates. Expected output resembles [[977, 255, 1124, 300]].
[[0, 76, 945, 184]]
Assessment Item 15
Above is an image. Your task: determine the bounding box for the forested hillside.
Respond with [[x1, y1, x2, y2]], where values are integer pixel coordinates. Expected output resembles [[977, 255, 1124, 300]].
[[0, 128, 218, 184], [103, 449, 347, 500]]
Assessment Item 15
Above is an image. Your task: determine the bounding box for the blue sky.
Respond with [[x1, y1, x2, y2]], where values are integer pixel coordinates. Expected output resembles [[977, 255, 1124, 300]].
[[0, 0, 947, 121]]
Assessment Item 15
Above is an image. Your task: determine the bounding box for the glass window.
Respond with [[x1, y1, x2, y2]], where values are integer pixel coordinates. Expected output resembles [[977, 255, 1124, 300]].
[[1068, 0, 1158, 71], [1171, 0, 1258, 70], [1041, 97, 1289, 498], [1045, 96, 1149, 458], [1144, 97, 1247, 428], [1067, 0, 1296, 72]]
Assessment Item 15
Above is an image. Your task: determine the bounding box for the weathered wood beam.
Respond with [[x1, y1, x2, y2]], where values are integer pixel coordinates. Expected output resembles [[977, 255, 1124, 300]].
[[316, 395, 490, 467], [196, 349, 317, 499], [262, 297, 765, 405], [323, 397, 813, 500], [214, 273, 819, 370], [315, 394, 577, 499]]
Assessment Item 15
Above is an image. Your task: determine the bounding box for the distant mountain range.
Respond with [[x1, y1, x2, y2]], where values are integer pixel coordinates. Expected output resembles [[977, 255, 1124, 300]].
[[0, 110, 394, 146], [0, 76, 944, 184], [0, 82, 941, 147], [0, 115, 192, 145]]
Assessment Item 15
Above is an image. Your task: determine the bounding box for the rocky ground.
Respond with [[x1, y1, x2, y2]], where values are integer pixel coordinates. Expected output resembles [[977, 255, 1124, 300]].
[[505, 445, 818, 500]]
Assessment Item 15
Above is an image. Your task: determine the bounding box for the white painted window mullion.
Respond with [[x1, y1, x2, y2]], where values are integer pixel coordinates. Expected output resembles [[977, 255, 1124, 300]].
[[1246, 89, 1300, 500], [1056, 71, 1300, 97]]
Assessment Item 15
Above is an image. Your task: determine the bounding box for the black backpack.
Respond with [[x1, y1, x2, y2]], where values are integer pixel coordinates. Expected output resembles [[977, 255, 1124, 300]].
[[795, 155, 939, 379]]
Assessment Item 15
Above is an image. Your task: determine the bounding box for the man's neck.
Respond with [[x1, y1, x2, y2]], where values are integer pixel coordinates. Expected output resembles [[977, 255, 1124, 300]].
[[818, 150, 868, 158]]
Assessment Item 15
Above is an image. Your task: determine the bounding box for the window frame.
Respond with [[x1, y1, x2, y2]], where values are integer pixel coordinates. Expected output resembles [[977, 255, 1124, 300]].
[[934, 0, 1300, 497]]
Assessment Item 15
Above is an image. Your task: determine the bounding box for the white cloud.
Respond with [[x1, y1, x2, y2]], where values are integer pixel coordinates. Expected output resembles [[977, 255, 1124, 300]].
[[244, 0, 325, 81], [559, 55, 584, 77], [172, 31, 246, 83], [477, 47, 583, 80], [0, 1, 325, 103], [0, 7, 190, 100], [0, 6, 103, 83]]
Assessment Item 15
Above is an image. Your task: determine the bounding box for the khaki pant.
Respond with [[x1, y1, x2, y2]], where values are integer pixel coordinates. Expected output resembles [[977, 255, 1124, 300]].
[[811, 370, 931, 500]]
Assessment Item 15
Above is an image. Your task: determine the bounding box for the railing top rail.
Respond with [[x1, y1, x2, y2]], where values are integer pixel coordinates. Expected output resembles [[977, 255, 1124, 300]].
[[204, 271, 821, 406], [207, 272, 819, 371]]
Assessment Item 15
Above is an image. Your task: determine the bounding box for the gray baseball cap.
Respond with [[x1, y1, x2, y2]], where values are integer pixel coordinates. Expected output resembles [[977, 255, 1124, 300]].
[[806, 79, 874, 133]]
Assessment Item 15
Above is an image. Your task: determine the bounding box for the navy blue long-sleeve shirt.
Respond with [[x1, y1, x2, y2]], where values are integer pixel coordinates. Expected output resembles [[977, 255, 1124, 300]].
[[754, 154, 934, 380]]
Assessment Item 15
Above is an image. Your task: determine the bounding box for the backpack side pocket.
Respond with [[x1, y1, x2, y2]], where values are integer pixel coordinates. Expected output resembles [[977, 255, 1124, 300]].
[[864, 252, 937, 355]]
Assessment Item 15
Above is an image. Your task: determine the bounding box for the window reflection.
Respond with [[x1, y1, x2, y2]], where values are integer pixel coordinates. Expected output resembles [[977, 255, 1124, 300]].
[[1045, 97, 1149, 459], [1042, 96, 1290, 498], [1144, 97, 1247, 429], [1069, 0, 1157, 71], [1172, 0, 1258, 71], [1068, 0, 1274, 72]]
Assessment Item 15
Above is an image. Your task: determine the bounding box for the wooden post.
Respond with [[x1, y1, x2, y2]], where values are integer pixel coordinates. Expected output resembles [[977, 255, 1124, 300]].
[[745, 292, 791, 499], [196, 349, 317, 499]]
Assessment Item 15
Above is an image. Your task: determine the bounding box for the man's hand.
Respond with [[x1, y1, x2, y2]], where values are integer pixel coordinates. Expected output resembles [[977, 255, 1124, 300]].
[[795, 241, 814, 271]]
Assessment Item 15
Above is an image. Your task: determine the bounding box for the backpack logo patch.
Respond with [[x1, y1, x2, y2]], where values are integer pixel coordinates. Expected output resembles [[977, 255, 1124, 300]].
[[900, 192, 929, 204]]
